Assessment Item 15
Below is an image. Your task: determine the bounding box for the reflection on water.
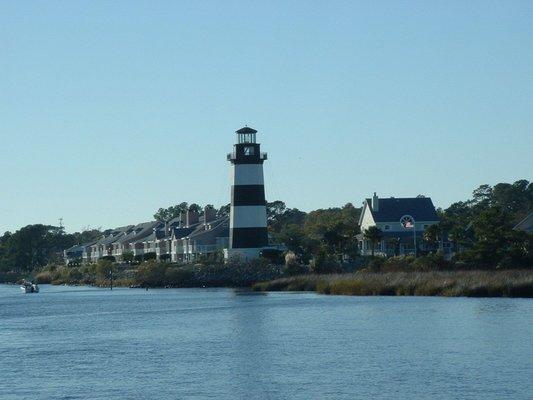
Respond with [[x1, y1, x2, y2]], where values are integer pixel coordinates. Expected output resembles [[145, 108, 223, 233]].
[[0, 285, 531, 400]]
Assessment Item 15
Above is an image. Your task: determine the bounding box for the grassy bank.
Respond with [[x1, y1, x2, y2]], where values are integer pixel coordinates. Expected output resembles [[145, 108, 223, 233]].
[[252, 270, 533, 298], [30, 259, 282, 288]]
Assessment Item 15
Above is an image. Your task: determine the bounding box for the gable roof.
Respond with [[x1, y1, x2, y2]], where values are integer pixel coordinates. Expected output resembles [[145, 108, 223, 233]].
[[117, 221, 161, 244], [171, 226, 197, 239], [187, 217, 229, 245], [364, 197, 439, 223], [64, 244, 87, 254]]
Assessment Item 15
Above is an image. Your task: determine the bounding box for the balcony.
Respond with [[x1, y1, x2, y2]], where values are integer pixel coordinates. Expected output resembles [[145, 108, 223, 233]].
[[227, 152, 267, 161]]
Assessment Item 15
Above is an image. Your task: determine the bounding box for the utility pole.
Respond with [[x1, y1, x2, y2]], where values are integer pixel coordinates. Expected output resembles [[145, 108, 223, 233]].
[[413, 218, 417, 258], [109, 269, 113, 290]]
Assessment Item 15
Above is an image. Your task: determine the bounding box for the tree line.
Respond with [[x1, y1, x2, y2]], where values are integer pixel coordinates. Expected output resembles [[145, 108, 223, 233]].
[[0, 180, 531, 279]]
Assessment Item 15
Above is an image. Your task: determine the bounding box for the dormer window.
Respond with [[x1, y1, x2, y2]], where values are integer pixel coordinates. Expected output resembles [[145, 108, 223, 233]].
[[244, 146, 255, 156]]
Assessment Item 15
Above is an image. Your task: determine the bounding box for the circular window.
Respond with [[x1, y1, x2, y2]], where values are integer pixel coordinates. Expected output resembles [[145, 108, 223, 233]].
[[400, 215, 415, 229]]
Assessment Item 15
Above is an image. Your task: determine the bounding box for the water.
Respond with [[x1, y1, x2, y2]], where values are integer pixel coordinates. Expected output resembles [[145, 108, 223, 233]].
[[0, 284, 531, 399]]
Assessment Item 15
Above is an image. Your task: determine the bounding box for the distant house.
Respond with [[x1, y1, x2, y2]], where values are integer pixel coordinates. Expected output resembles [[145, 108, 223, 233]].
[[64, 243, 93, 265], [514, 212, 533, 234], [113, 221, 161, 260], [170, 207, 228, 262], [89, 225, 133, 262], [177, 216, 229, 262], [68, 206, 229, 264], [357, 193, 443, 256]]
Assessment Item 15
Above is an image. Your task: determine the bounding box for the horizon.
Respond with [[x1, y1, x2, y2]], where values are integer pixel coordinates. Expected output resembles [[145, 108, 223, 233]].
[[1, 1, 532, 234]]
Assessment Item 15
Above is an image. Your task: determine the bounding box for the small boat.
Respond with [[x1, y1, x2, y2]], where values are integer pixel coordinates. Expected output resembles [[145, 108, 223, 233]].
[[20, 281, 39, 293]]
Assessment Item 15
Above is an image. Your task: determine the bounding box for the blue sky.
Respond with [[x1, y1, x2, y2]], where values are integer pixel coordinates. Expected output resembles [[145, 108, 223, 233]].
[[1, 1, 532, 233]]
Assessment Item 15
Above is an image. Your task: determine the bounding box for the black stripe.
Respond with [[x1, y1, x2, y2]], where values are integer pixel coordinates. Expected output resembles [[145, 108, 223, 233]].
[[229, 144, 265, 164], [231, 185, 265, 206], [230, 227, 268, 248], [231, 159, 265, 165]]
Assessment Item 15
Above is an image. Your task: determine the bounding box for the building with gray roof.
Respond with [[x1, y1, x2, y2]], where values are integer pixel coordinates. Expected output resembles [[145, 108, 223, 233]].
[[357, 193, 444, 257]]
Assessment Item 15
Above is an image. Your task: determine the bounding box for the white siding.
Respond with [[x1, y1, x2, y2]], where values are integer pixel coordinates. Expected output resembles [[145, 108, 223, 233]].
[[377, 221, 438, 232], [231, 164, 264, 186], [230, 205, 267, 228], [360, 203, 376, 231]]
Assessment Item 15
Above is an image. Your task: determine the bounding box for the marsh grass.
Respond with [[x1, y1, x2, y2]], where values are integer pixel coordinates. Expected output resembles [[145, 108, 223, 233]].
[[252, 270, 533, 298]]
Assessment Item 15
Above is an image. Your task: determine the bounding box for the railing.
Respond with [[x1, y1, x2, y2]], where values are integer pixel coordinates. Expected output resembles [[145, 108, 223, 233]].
[[227, 152, 268, 160]]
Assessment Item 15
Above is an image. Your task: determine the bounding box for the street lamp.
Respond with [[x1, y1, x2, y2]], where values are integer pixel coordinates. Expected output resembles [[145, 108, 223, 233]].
[[400, 215, 417, 257]]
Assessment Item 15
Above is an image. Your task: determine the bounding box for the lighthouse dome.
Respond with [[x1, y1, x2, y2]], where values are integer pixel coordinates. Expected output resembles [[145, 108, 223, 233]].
[[236, 126, 257, 134]]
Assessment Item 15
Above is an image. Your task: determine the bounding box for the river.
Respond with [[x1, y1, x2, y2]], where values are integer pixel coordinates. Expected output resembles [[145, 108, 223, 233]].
[[0, 284, 531, 399]]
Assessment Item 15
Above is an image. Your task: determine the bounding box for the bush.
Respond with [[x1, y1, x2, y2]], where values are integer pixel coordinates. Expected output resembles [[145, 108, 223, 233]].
[[260, 249, 284, 264], [382, 256, 414, 272], [122, 251, 134, 263], [35, 271, 53, 284], [363, 256, 385, 272], [135, 261, 167, 287], [95, 259, 115, 278], [283, 258, 308, 276], [411, 253, 453, 271], [310, 249, 341, 274], [164, 267, 194, 287], [68, 267, 83, 281]]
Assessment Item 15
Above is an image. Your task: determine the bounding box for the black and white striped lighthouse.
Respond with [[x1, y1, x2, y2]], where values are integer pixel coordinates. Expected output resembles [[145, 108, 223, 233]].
[[226, 126, 268, 259]]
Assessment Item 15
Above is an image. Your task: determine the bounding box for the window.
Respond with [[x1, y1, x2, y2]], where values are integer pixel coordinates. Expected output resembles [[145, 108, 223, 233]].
[[244, 146, 255, 156], [384, 225, 390, 230], [424, 225, 428, 229]]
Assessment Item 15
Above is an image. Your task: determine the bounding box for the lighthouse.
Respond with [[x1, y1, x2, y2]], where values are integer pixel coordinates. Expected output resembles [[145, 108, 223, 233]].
[[226, 126, 268, 260]]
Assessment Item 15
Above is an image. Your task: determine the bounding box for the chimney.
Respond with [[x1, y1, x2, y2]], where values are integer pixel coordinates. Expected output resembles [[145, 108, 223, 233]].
[[178, 211, 187, 228], [186, 209, 199, 227], [203, 206, 216, 225], [372, 192, 379, 212]]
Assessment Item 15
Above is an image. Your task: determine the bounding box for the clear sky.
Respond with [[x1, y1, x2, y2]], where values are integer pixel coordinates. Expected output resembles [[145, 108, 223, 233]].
[[1, 1, 532, 234]]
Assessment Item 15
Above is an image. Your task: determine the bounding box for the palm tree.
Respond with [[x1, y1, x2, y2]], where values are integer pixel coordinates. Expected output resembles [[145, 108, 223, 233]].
[[424, 223, 441, 252], [364, 226, 383, 256], [386, 237, 401, 256]]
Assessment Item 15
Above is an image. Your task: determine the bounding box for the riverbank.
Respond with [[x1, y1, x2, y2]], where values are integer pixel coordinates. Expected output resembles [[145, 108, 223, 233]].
[[6, 260, 533, 297], [252, 270, 533, 298], [28, 259, 282, 289]]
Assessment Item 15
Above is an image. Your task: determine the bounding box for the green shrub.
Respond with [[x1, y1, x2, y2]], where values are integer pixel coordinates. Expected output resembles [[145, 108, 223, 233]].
[[122, 251, 134, 263], [310, 249, 341, 274], [95, 259, 115, 278], [135, 261, 167, 287], [382, 256, 414, 272], [411, 253, 452, 271], [364, 256, 385, 272], [164, 267, 194, 287], [260, 249, 284, 264], [283, 258, 308, 276]]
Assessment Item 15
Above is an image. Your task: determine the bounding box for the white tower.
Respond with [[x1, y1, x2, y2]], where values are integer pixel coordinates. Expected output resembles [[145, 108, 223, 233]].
[[226, 126, 268, 260]]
